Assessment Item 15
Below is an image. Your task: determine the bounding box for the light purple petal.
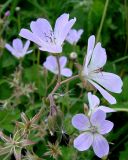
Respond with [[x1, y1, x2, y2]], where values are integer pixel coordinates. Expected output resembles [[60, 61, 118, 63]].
[[90, 72, 123, 93], [12, 38, 23, 51], [72, 114, 90, 131], [78, 29, 84, 37], [57, 17, 76, 45], [98, 120, 114, 135], [88, 79, 117, 104], [43, 56, 57, 74], [66, 29, 83, 45], [59, 56, 67, 68], [19, 29, 43, 46], [74, 132, 93, 151], [5, 43, 15, 54], [83, 35, 95, 74], [90, 110, 106, 126], [30, 18, 53, 40], [54, 13, 69, 45], [61, 68, 72, 77], [92, 134, 109, 158], [23, 40, 30, 53], [98, 106, 115, 113], [88, 43, 107, 72], [88, 92, 100, 110], [39, 45, 62, 53], [66, 29, 77, 44], [26, 50, 33, 54]]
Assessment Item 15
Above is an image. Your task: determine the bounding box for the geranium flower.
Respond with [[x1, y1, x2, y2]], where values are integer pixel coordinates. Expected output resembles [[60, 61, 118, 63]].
[[66, 29, 83, 45], [43, 55, 72, 77], [81, 35, 123, 104], [5, 38, 32, 59], [72, 110, 114, 158], [87, 92, 115, 115], [19, 13, 76, 53]]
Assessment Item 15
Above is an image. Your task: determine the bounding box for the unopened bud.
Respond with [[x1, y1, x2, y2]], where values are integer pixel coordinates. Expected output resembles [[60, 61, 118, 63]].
[[70, 52, 77, 60], [48, 106, 63, 134], [49, 105, 57, 116], [84, 103, 89, 114], [53, 94, 59, 100], [4, 10, 10, 17], [15, 6, 21, 12]]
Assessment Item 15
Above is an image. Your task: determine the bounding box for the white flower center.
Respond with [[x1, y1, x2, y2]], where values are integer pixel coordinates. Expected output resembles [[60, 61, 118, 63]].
[[89, 126, 98, 134]]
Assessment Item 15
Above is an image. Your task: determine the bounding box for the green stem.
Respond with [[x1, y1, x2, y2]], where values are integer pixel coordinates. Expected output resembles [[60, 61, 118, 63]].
[[48, 74, 79, 97], [56, 55, 61, 83], [37, 49, 40, 66], [96, 0, 109, 42], [113, 56, 128, 63], [114, 108, 128, 112]]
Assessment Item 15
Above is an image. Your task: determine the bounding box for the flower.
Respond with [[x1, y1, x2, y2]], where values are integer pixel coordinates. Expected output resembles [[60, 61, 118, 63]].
[[81, 35, 123, 104], [66, 29, 83, 45], [4, 10, 10, 17], [5, 38, 32, 59], [19, 13, 76, 53], [43, 55, 72, 77], [72, 110, 114, 158], [87, 92, 115, 115]]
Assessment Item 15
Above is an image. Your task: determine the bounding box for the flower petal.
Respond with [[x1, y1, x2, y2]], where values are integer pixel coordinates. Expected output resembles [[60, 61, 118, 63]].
[[98, 106, 115, 113], [72, 114, 90, 131], [43, 56, 57, 74], [88, 43, 107, 72], [61, 68, 72, 77], [5, 44, 15, 54], [54, 13, 69, 45], [84, 35, 95, 67], [23, 40, 30, 53], [59, 56, 67, 68], [39, 45, 62, 53], [98, 120, 114, 135], [19, 29, 43, 46], [74, 132, 93, 151], [92, 134, 109, 158], [30, 18, 53, 40], [90, 110, 106, 126], [88, 92, 100, 110], [66, 29, 77, 44], [90, 72, 123, 93], [88, 79, 117, 104], [54, 13, 76, 45], [12, 38, 23, 51]]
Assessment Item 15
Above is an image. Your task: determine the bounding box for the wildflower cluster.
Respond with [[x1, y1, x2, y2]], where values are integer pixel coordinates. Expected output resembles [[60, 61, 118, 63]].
[[0, 12, 123, 160]]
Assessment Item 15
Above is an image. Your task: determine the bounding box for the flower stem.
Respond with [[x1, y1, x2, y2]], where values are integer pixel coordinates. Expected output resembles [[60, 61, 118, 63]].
[[56, 55, 61, 83], [96, 0, 109, 42], [114, 108, 128, 112], [48, 74, 79, 97]]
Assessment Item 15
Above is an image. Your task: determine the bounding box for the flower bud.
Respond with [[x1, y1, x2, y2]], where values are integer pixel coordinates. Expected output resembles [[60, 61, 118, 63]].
[[69, 52, 77, 60], [15, 6, 21, 12], [48, 105, 63, 134], [4, 10, 10, 17], [84, 103, 89, 114]]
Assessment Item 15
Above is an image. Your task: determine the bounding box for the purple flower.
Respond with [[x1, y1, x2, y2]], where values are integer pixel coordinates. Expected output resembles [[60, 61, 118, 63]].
[[72, 110, 114, 158], [19, 13, 76, 53], [43, 55, 72, 77], [5, 38, 32, 59], [88, 92, 115, 115], [81, 35, 123, 104], [4, 10, 10, 17], [66, 29, 83, 45]]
